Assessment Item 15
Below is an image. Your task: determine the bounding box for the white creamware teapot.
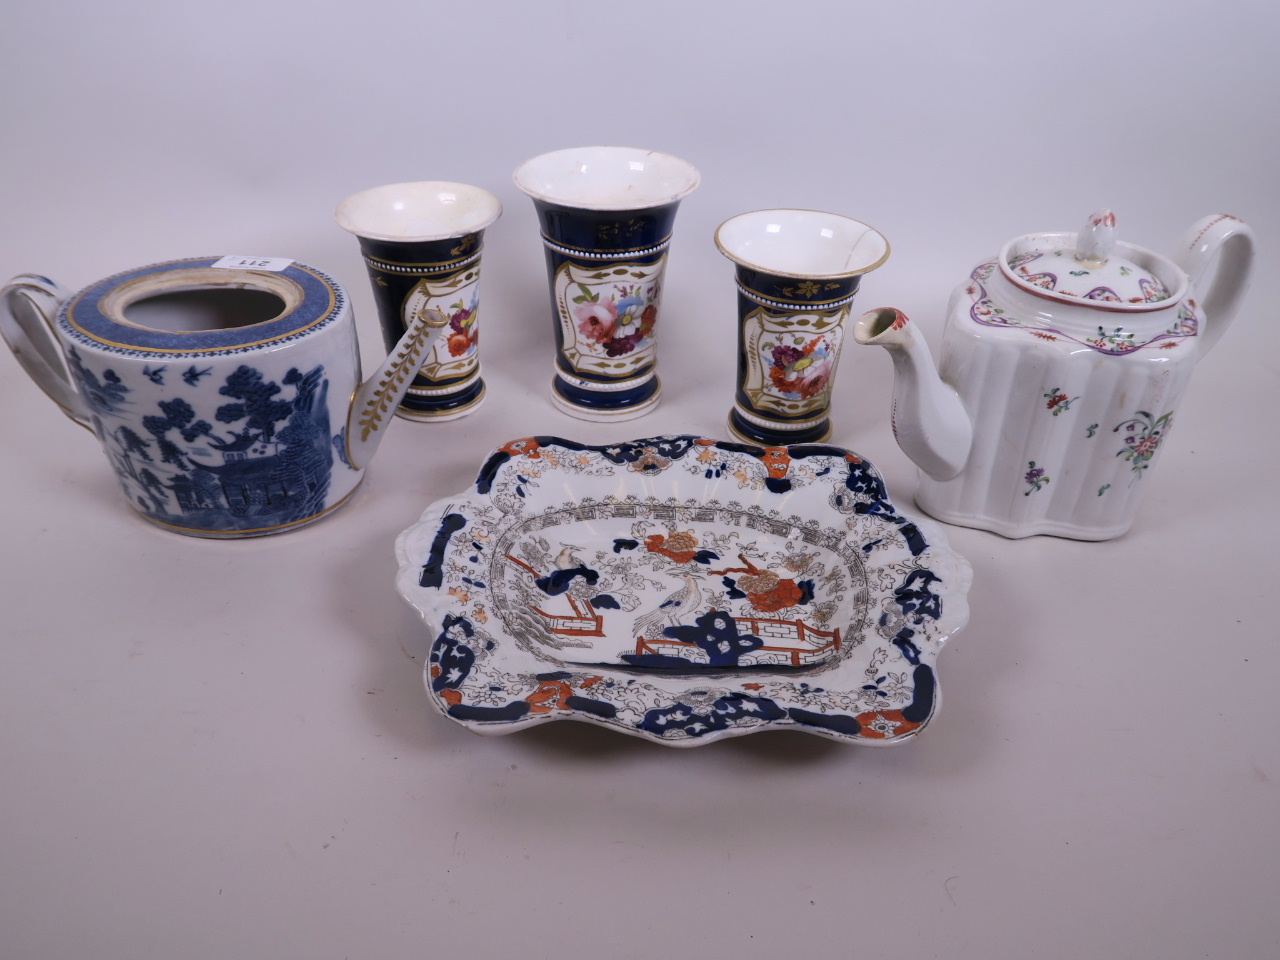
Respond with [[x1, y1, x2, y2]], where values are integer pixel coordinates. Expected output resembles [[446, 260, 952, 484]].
[[853, 210, 1254, 540]]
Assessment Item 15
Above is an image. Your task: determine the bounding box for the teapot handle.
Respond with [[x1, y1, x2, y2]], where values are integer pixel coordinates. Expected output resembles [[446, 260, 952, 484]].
[[0, 275, 91, 428], [1173, 215, 1254, 356]]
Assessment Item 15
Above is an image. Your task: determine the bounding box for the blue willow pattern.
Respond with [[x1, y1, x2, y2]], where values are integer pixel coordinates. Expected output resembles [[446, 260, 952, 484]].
[[68, 348, 342, 534]]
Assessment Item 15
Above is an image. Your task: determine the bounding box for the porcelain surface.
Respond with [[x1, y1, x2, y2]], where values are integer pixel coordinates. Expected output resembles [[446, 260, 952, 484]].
[[0, 256, 450, 537], [335, 181, 502, 242], [337, 182, 501, 422], [854, 211, 1254, 540], [716, 210, 889, 447], [1003, 209, 1172, 304], [715, 208, 890, 278], [514, 147, 699, 422], [513, 146, 700, 211], [396, 435, 972, 746]]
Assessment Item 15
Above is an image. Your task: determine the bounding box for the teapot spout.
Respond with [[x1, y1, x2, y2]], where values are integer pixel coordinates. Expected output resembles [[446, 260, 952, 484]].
[[853, 308, 972, 481], [343, 308, 451, 471]]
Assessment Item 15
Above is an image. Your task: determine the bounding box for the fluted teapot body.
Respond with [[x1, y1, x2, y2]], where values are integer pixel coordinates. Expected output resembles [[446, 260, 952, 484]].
[[855, 211, 1254, 540]]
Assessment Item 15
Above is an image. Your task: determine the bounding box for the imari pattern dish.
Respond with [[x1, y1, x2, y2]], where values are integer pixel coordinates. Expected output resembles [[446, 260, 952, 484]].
[[395, 435, 972, 746]]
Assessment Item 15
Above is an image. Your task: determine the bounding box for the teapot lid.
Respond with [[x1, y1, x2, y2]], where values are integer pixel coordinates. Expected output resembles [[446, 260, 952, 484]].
[[1003, 210, 1173, 305]]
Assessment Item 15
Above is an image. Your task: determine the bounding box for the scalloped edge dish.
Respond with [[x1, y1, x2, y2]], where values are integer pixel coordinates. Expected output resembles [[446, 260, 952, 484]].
[[395, 435, 972, 747]]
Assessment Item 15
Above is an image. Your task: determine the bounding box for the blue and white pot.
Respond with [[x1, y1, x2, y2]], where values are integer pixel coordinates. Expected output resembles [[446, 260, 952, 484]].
[[0, 255, 450, 537]]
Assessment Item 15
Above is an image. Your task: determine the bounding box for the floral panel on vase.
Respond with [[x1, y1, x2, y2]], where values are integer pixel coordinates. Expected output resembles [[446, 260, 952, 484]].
[[401, 266, 482, 385], [553, 259, 664, 380], [740, 307, 847, 422]]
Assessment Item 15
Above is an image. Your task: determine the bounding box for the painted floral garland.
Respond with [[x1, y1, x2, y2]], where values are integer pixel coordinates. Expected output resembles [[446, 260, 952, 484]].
[[966, 261, 1200, 355]]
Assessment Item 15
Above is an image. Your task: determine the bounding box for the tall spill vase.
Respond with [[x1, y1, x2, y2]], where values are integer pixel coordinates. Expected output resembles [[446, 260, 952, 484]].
[[336, 182, 501, 421], [513, 147, 699, 421], [715, 209, 890, 445]]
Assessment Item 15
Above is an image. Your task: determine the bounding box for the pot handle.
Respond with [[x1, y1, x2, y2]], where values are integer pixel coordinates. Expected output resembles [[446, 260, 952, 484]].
[[1173, 215, 1254, 356], [0, 274, 91, 428]]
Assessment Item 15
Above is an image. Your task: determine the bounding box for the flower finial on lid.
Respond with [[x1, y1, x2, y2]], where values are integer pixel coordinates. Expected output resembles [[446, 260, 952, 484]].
[[1075, 208, 1117, 268]]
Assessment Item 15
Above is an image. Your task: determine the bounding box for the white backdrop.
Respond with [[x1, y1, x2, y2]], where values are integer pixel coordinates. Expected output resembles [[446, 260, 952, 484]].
[[2, 1, 1278, 957]]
